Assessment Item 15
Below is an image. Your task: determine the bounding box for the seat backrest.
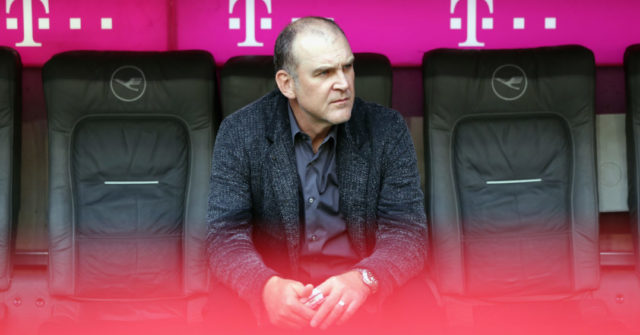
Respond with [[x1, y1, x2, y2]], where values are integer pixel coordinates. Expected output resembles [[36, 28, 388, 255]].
[[352, 52, 392, 107], [625, 44, 640, 277], [44, 51, 215, 299], [220, 55, 275, 119], [220, 53, 392, 118], [0, 47, 20, 291], [423, 46, 599, 297]]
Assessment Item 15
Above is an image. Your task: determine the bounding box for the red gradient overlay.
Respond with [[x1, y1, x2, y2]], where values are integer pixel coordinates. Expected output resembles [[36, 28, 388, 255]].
[[2, 246, 639, 334], [0, 1, 638, 334]]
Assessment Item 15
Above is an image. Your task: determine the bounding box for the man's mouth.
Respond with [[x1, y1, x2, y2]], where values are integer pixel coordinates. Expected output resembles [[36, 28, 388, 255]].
[[331, 97, 350, 104]]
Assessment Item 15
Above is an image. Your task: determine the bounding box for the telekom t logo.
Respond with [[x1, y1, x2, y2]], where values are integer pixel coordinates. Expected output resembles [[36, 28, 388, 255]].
[[6, 0, 49, 47], [450, 0, 493, 47], [450, 1, 558, 47], [229, 0, 272, 47]]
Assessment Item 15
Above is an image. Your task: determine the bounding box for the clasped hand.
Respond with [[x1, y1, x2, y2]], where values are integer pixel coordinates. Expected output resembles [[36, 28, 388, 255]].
[[262, 270, 371, 330]]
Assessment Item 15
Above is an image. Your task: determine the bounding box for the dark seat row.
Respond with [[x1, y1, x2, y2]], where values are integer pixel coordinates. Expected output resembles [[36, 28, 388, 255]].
[[0, 45, 638, 332], [0, 49, 397, 333], [220, 52, 392, 118]]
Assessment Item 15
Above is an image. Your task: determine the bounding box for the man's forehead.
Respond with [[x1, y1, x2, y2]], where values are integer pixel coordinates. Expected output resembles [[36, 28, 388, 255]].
[[293, 28, 353, 66], [293, 19, 340, 37], [295, 25, 344, 48]]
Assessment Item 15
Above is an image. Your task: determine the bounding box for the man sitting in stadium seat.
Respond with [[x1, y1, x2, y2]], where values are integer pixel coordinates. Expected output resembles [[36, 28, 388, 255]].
[[205, 16, 442, 334]]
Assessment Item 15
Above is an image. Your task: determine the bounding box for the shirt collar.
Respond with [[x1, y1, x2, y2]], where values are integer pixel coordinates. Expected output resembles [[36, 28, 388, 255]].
[[288, 103, 337, 144]]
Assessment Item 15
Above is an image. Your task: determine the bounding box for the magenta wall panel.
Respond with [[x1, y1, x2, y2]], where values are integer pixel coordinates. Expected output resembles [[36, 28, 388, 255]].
[[0, 0, 169, 66], [1, 0, 639, 66], [178, 0, 640, 66]]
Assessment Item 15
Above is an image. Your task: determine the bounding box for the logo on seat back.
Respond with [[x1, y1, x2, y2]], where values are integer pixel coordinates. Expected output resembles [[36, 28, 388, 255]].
[[491, 64, 527, 101], [110, 65, 146, 102]]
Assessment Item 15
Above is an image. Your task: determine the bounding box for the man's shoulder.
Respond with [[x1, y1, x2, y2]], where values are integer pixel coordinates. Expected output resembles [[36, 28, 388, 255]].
[[215, 89, 287, 155], [350, 98, 407, 136]]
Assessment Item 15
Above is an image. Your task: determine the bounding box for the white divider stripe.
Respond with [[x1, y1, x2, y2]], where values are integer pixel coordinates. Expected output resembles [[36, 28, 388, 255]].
[[104, 181, 159, 185], [486, 178, 542, 185]]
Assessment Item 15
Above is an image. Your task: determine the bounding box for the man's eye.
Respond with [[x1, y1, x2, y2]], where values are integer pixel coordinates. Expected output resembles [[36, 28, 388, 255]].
[[344, 63, 353, 69]]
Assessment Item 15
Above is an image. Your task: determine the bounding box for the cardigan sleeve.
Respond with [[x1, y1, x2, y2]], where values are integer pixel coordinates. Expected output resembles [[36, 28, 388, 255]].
[[206, 115, 278, 323], [354, 109, 428, 302]]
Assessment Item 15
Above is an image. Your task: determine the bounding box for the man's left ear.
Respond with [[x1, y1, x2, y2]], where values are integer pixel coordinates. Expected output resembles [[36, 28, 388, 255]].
[[275, 69, 296, 99]]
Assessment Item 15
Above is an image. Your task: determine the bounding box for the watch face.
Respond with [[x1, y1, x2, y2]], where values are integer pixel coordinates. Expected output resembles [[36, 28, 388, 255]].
[[363, 270, 374, 284], [359, 269, 378, 293]]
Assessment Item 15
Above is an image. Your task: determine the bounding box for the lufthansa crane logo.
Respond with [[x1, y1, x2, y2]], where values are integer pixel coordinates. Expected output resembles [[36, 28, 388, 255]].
[[491, 64, 527, 101], [110, 66, 146, 102]]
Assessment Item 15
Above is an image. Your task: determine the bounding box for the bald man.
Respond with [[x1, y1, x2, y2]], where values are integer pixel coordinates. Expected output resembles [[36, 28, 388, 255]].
[[205, 17, 442, 334]]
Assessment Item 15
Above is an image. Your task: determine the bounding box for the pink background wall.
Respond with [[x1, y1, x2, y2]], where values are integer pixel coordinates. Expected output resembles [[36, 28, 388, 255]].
[[0, 0, 638, 66], [0, 0, 170, 65]]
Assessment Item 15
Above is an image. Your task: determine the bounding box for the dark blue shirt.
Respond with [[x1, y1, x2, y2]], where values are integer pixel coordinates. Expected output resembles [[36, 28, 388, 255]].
[[288, 106, 359, 284]]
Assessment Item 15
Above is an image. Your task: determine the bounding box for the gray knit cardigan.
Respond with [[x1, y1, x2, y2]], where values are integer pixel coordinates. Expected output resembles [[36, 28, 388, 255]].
[[206, 89, 427, 321]]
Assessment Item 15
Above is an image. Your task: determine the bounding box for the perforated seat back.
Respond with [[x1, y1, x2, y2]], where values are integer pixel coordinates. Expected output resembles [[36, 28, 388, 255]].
[[220, 53, 392, 118], [44, 51, 215, 299], [0, 47, 20, 291], [625, 44, 640, 277], [423, 46, 598, 297]]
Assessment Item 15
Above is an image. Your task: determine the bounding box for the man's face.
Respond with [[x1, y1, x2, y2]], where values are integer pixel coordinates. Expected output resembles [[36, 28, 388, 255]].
[[289, 29, 355, 129]]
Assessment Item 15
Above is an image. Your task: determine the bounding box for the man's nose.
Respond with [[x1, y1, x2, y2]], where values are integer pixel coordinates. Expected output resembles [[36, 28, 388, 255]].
[[333, 70, 349, 91]]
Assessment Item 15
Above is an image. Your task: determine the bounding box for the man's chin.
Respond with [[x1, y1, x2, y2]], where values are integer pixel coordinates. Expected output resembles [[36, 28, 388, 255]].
[[329, 109, 352, 125]]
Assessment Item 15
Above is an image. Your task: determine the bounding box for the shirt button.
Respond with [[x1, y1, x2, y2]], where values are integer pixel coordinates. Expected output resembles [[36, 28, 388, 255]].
[[310, 234, 318, 241], [308, 197, 315, 204]]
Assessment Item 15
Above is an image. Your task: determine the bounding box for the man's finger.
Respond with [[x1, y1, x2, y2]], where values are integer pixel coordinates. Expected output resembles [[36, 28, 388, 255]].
[[288, 298, 316, 320], [310, 295, 339, 328], [313, 280, 333, 297], [320, 299, 348, 330], [293, 283, 314, 299], [275, 303, 315, 329], [337, 298, 364, 325], [282, 282, 316, 320]]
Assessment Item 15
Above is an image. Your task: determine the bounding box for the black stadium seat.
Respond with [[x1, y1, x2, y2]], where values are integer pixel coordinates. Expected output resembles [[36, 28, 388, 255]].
[[625, 44, 640, 278], [351, 53, 392, 107], [42, 51, 215, 326], [423, 46, 599, 298], [220, 53, 392, 118], [0, 47, 20, 292], [220, 55, 276, 119]]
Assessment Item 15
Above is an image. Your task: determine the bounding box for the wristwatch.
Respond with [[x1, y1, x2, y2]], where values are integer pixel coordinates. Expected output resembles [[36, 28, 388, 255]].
[[355, 268, 378, 294]]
